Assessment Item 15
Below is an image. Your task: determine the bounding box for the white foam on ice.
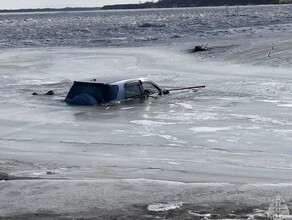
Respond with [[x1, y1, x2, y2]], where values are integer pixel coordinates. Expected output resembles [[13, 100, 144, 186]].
[[244, 126, 261, 130], [246, 183, 292, 187], [121, 107, 134, 110], [231, 114, 292, 126], [190, 127, 233, 133], [147, 202, 183, 212], [207, 139, 218, 143], [225, 139, 238, 143], [274, 129, 292, 134], [278, 104, 292, 108], [167, 143, 183, 147], [258, 99, 281, 103], [138, 131, 187, 144], [130, 120, 174, 126], [189, 211, 211, 217], [261, 82, 278, 85], [157, 134, 187, 143], [176, 103, 193, 109], [155, 112, 219, 122], [112, 130, 125, 133]]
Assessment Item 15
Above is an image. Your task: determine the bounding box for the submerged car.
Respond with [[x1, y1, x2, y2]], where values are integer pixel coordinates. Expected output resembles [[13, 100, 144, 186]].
[[65, 77, 166, 105]]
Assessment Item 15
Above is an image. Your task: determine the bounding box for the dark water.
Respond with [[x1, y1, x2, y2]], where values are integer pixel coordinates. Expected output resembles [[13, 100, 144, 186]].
[[0, 5, 291, 48]]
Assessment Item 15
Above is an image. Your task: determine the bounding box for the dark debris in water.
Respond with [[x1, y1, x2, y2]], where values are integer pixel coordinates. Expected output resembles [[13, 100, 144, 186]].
[[0, 172, 10, 181], [0, 172, 39, 181], [188, 45, 208, 53], [137, 23, 165, 28]]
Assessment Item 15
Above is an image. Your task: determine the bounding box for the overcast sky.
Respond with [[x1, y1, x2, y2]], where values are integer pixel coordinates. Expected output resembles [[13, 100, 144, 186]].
[[0, 0, 148, 10]]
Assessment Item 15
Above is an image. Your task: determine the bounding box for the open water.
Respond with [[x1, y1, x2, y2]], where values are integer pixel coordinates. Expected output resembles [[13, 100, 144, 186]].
[[0, 5, 292, 48]]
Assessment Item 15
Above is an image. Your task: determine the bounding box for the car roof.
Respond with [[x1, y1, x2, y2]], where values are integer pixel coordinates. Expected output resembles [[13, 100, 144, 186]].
[[74, 77, 150, 85]]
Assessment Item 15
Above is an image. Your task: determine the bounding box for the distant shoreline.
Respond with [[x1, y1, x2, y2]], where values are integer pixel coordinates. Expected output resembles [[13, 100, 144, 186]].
[[0, 7, 101, 13], [102, 0, 291, 10], [0, 1, 291, 13]]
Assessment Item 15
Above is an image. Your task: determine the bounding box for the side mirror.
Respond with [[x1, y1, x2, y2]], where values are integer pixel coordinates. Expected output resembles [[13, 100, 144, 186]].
[[163, 90, 169, 95]]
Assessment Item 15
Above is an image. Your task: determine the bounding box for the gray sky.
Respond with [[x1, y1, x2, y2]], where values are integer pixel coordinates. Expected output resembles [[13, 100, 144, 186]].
[[0, 0, 148, 10]]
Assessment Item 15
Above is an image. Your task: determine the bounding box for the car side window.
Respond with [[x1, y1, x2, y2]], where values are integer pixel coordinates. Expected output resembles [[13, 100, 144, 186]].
[[142, 82, 161, 95], [125, 83, 143, 99]]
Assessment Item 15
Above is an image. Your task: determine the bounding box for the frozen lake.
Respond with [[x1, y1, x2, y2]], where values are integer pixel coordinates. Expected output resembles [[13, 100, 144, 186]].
[[0, 38, 292, 183], [0, 5, 292, 219]]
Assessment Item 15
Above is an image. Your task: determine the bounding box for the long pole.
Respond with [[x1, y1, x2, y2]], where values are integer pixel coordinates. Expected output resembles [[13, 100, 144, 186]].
[[166, 85, 205, 92]]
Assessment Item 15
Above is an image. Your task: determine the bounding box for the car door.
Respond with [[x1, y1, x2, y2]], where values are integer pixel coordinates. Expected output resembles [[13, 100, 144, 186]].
[[124, 81, 145, 103]]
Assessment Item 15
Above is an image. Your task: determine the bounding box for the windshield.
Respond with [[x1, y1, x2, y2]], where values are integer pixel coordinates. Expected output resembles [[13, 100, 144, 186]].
[[142, 81, 161, 95]]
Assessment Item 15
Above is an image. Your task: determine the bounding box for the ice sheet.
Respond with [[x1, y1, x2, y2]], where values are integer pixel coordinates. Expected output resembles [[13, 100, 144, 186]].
[[1, 34, 292, 183]]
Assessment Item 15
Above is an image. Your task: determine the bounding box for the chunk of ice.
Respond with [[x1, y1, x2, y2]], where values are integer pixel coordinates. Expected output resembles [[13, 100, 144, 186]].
[[147, 202, 183, 212], [190, 127, 233, 133]]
